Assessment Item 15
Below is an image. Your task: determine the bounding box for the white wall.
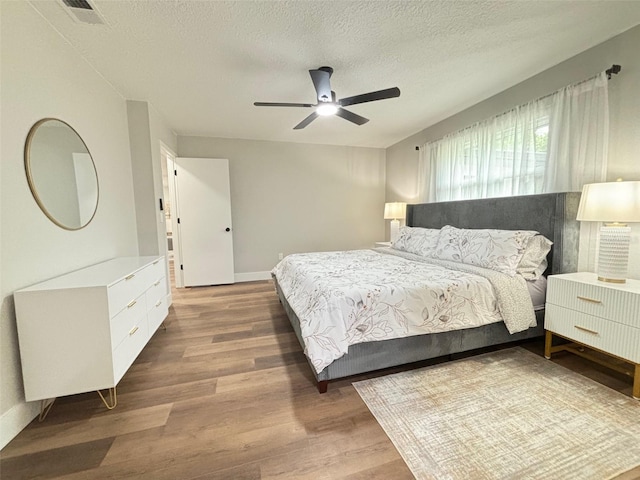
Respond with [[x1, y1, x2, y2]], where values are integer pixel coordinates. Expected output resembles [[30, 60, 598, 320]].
[[177, 136, 386, 276], [386, 25, 640, 279], [127, 101, 158, 255], [0, 2, 139, 448]]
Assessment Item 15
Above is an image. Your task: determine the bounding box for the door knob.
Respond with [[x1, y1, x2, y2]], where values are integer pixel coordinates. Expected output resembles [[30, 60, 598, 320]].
[[225, 227, 231, 232]]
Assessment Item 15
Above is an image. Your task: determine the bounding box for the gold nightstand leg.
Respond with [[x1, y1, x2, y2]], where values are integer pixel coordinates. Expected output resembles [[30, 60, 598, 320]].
[[544, 330, 553, 359], [633, 364, 640, 400]]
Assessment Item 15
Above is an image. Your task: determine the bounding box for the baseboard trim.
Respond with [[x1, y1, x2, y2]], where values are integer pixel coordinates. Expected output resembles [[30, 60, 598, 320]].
[[0, 401, 39, 451], [234, 271, 271, 283]]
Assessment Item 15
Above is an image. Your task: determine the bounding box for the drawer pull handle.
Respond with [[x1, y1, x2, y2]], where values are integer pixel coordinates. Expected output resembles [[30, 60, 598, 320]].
[[125, 274, 135, 280], [154, 280, 161, 286], [155, 300, 162, 307], [575, 325, 599, 335], [153, 259, 160, 265], [577, 296, 602, 304], [129, 326, 139, 336], [127, 300, 137, 309]]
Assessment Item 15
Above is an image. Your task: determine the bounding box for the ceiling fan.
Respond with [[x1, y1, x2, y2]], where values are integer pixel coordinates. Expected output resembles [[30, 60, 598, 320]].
[[254, 66, 401, 130]]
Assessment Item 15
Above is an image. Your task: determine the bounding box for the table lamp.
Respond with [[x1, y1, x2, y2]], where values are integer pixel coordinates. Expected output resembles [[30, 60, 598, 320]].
[[576, 180, 640, 283], [384, 202, 406, 243]]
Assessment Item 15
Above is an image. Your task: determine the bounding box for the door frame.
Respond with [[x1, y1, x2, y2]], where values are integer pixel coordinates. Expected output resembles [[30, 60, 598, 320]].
[[160, 143, 184, 288]]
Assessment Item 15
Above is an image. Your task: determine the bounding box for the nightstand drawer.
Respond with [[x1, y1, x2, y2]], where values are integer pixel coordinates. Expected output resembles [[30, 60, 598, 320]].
[[547, 276, 640, 327], [545, 304, 640, 363]]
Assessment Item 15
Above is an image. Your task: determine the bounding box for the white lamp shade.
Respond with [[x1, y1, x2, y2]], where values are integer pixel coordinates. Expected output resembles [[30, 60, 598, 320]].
[[577, 181, 640, 223], [384, 202, 406, 220]]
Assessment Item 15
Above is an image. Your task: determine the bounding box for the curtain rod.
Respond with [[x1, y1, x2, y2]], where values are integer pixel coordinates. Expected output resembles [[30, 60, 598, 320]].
[[606, 64, 621, 79], [415, 64, 622, 151]]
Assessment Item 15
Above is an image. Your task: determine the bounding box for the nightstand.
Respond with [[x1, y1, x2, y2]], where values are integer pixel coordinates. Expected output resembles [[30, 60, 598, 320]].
[[375, 241, 392, 247], [544, 272, 640, 400]]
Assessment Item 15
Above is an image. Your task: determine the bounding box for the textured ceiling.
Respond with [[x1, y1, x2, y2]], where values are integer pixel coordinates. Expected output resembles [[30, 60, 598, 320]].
[[29, 1, 640, 148]]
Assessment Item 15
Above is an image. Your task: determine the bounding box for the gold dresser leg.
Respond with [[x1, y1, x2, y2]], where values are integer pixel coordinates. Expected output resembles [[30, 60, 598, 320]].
[[96, 387, 118, 410], [633, 364, 640, 400], [38, 398, 56, 422], [544, 331, 553, 359]]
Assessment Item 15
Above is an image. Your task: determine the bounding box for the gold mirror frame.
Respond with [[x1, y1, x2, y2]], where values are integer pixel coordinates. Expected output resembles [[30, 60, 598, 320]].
[[24, 118, 99, 230]]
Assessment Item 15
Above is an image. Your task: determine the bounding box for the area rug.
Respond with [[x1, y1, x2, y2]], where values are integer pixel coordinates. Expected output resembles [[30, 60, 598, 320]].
[[353, 347, 640, 480]]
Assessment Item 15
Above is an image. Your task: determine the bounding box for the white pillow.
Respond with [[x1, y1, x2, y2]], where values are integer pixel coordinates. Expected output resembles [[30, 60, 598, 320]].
[[392, 226, 440, 257], [434, 225, 538, 276], [516, 235, 553, 280]]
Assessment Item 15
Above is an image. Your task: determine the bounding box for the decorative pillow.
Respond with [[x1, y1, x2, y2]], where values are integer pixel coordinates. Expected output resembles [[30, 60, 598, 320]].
[[392, 226, 441, 257], [434, 225, 538, 276], [516, 235, 553, 280]]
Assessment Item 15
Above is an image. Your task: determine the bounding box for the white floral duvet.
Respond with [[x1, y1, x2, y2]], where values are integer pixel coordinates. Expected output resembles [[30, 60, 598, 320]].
[[272, 249, 536, 373]]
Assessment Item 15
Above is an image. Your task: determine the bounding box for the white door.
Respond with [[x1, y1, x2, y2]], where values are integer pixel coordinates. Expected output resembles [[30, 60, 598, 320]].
[[174, 157, 234, 286]]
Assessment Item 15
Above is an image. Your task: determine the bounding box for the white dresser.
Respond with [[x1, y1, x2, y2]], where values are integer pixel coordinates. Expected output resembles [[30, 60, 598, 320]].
[[15, 256, 168, 404], [544, 272, 640, 399]]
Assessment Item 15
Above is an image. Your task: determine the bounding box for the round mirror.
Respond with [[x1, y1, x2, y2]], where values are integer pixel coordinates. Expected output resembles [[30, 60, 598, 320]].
[[24, 118, 99, 230]]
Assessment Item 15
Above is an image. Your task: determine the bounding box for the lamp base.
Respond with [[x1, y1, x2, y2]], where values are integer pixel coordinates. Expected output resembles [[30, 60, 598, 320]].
[[389, 219, 400, 244], [596, 224, 630, 284]]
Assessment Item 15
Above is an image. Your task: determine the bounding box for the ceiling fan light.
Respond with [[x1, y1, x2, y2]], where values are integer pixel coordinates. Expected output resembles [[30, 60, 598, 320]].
[[316, 103, 338, 116]]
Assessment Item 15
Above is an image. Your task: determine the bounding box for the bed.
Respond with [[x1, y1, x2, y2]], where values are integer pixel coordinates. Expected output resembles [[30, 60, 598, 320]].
[[273, 192, 581, 393]]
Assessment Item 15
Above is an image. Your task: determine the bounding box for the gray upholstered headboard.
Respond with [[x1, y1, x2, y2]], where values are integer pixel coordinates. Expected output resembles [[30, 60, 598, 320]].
[[406, 192, 581, 275]]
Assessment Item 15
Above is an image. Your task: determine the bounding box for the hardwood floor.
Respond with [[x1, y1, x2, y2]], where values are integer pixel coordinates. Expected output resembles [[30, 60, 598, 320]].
[[2, 278, 638, 479]]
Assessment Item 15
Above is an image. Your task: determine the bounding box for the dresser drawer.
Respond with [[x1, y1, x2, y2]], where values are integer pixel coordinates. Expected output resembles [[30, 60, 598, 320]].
[[547, 276, 640, 327], [112, 316, 148, 383], [110, 292, 146, 349], [545, 304, 640, 362], [146, 276, 166, 307], [146, 257, 165, 283], [148, 296, 169, 335], [108, 269, 151, 317]]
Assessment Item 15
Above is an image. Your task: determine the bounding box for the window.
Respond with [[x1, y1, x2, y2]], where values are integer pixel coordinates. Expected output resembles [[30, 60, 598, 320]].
[[418, 73, 608, 203]]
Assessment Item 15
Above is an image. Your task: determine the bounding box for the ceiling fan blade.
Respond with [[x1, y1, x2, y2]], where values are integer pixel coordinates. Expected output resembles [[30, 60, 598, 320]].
[[309, 69, 332, 103], [254, 102, 314, 107], [293, 112, 319, 130], [339, 87, 401, 107], [335, 108, 369, 126]]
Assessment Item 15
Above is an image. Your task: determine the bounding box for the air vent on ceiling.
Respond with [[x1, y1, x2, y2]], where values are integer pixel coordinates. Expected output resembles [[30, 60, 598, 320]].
[[58, 0, 107, 25], [62, 0, 93, 10]]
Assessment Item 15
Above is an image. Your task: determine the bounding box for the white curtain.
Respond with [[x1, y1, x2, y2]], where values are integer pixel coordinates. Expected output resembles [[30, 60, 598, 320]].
[[544, 72, 610, 275], [543, 72, 609, 192], [418, 72, 609, 202]]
